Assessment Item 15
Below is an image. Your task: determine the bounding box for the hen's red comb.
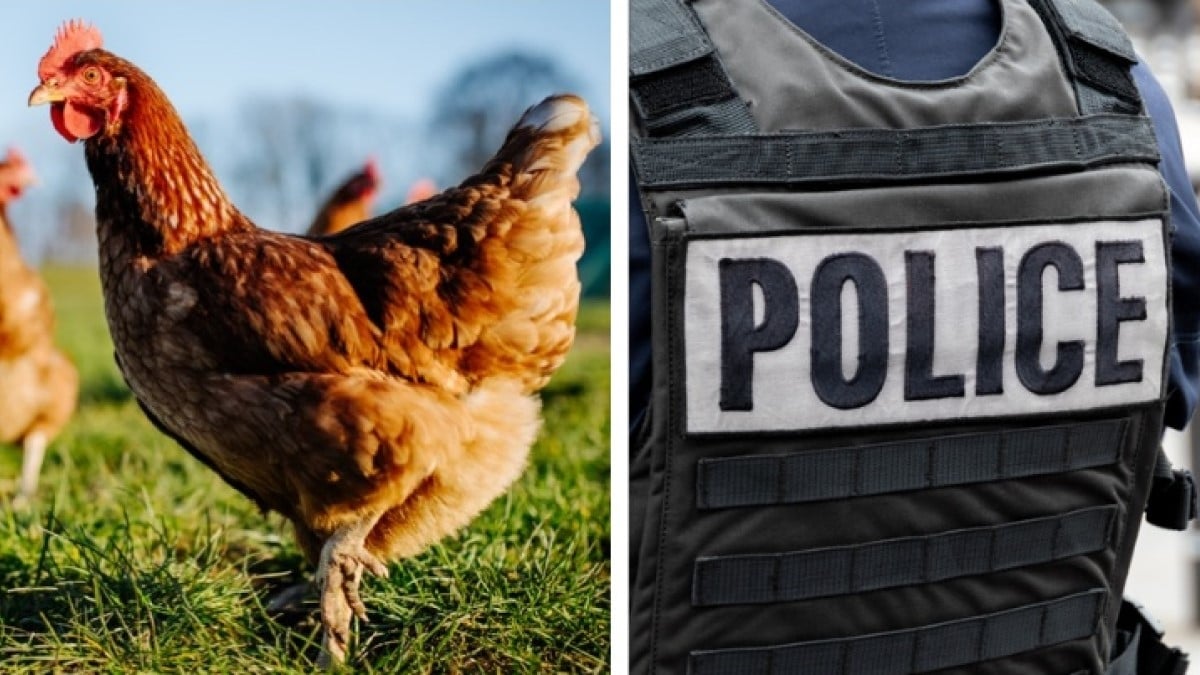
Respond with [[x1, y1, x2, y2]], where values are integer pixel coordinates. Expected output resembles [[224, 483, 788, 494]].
[[364, 157, 380, 184], [38, 20, 103, 80]]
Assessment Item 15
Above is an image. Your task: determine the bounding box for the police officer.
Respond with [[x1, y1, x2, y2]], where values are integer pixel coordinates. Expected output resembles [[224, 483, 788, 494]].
[[630, 1, 1200, 673]]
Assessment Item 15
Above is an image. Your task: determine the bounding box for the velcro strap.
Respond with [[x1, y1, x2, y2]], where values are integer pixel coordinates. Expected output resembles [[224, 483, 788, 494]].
[[697, 419, 1126, 510], [1146, 451, 1198, 530], [630, 0, 712, 77], [689, 590, 1106, 675], [1048, 0, 1136, 62], [632, 57, 738, 120], [633, 115, 1159, 188], [1070, 39, 1142, 109], [643, 98, 759, 138], [1070, 40, 1139, 103], [693, 506, 1116, 607], [1031, 0, 1141, 114], [629, 0, 756, 136]]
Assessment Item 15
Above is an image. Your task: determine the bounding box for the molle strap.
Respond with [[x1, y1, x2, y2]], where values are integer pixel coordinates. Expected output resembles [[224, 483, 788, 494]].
[[1029, 0, 1142, 115], [697, 419, 1126, 510], [689, 590, 1106, 675], [633, 115, 1160, 189], [629, 0, 757, 137], [693, 506, 1116, 607]]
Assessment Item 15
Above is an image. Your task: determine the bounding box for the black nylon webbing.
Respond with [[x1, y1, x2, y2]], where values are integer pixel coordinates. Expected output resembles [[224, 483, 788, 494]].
[[1071, 41, 1139, 104], [629, 0, 757, 136], [634, 115, 1159, 188], [633, 57, 736, 119], [1031, 0, 1141, 115], [643, 99, 758, 138], [693, 506, 1116, 606], [629, 0, 712, 77], [689, 590, 1106, 675], [1047, 0, 1136, 61], [697, 419, 1126, 510]]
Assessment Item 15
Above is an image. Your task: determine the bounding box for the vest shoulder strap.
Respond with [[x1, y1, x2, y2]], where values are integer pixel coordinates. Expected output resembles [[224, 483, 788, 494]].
[[1028, 0, 1143, 115], [629, 0, 757, 137]]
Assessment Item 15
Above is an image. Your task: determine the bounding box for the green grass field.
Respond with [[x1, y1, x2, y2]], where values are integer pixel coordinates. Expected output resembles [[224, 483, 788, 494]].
[[0, 268, 611, 673]]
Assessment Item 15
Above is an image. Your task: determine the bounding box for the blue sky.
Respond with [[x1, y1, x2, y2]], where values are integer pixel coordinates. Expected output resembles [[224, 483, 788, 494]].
[[2, 2, 610, 134], [0, 2, 610, 253]]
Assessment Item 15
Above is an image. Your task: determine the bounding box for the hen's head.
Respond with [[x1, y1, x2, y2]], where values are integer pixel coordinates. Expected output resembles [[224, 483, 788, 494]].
[[405, 177, 438, 205], [334, 158, 382, 207], [28, 20, 128, 143], [0, 147, 37, 204], [351, 158, 381, 202]]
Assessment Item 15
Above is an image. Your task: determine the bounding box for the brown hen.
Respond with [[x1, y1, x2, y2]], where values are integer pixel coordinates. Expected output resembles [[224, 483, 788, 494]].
[[305, 158, 380, 237], [29, 21, 598, 664], [0, 147, 78, 506]]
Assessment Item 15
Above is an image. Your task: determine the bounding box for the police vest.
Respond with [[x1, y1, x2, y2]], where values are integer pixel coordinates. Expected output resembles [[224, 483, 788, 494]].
[[629, 1, 1195, 673]]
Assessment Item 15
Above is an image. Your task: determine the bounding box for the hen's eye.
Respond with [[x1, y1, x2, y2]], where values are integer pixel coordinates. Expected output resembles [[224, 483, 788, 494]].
[[82, 68, 100, 84]]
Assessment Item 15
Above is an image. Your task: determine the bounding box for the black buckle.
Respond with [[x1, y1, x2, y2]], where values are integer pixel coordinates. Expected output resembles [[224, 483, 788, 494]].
[[1113, 599, 1190, 675], [1146, 468, 1198, 531]]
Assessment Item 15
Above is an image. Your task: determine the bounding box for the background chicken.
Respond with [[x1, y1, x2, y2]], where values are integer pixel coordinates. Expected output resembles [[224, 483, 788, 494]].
[[404, 177, 437, 205], [30, 21, 598, 665], [304, 158, 380, 237], [0, 147, 78, 506]]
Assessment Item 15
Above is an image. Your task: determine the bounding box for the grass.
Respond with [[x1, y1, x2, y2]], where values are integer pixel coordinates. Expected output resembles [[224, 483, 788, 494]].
[[0, 267, 611, 673]]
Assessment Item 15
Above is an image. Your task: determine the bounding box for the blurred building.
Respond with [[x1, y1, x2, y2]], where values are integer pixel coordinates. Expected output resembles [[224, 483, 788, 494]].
[[1102, 0, 1200, 654]]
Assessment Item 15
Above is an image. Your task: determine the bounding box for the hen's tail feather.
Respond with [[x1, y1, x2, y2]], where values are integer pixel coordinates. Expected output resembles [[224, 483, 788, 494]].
[[334, 96, 599, 393], [514, 94, 601, 178], [482, 94, 601, 202], [453, 95, 599, 391]]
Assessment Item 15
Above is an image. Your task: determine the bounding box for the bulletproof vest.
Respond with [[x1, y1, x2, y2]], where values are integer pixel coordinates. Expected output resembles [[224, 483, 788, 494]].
[[629, 1, 1193, 673]]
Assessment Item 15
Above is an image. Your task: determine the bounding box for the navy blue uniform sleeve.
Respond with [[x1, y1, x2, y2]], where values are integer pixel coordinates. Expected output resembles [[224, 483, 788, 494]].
[[630, 174, 653, 434], [1134, 61, 1200, 430]]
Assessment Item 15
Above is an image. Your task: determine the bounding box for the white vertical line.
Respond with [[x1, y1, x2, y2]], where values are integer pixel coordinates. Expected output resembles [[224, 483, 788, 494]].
[[610, 0, 631, 673]]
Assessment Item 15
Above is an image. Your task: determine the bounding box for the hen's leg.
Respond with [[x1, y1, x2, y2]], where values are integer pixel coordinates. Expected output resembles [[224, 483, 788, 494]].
[[315, 514, 389, 668], [13, 432, 48, 508]]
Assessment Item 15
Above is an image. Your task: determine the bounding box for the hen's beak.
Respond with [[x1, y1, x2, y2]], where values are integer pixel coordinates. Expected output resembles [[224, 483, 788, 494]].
[[28, 84, 64, 107]]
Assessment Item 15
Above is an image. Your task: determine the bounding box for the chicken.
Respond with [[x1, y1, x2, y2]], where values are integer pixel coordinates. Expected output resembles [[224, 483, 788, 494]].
[[0, 147, 78, 506], [404, 177, 437, 205], [29, 21, 598, 665], [305, 158, 380, 237]]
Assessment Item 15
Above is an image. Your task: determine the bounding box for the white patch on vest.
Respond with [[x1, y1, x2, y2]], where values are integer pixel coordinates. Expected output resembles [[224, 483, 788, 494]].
[[683, 219, 1169, 434]]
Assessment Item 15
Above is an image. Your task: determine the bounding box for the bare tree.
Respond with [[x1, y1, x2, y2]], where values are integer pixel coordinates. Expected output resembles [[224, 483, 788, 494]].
[[431, 51, 578, 182], [220, 98, 427, 232], [229, 97, 347, 232]]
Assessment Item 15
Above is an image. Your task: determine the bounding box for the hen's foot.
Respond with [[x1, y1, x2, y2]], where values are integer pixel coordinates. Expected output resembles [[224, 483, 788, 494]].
[[314, 523, 388, 668]]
